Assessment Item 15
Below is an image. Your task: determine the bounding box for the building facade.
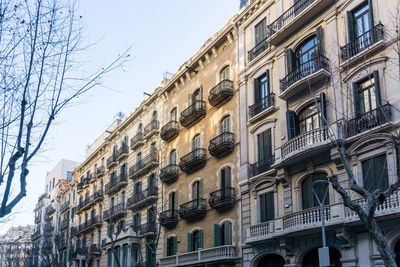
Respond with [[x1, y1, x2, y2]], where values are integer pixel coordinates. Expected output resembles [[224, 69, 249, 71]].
[[0, 225, 33, 267]]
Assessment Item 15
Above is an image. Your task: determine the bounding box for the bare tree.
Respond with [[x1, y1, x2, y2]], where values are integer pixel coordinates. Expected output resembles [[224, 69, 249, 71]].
[[104, 207, 123, 267], [0, 0, 130, 219]]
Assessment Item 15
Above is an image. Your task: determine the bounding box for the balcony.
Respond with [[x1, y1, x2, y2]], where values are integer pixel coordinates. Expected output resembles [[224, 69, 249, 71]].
[[160, 209, 179, 228], [160, 121, 179, 142], [180, 100, 206, 127], [83, 175, 91, 188], [127, 186, 158, 210], [59, 219, 69, 230], [250, 156, 275, 178], [31, 230, 41, 240], [139, 223, 156, 236], [179, 198, 207, 221], [45, 205, 55, 216], [77, 181, 84, 192], [60, 238, 69, 249], [279, 55, 330, 100], [130, 132, 144, 150], [60, 200, 70, 213], [159, 164, 179, 184], [116, 144, 129, 161], [208, 132, 234, 158], [208, 80, 234, 107], [106, 154, 117, 169], [345, 104, 391, 138], [105, 173, 128, 195], [179, 148, 207, 174], [144, 120, 160, 139], [44, 223, 54, 236], [78, 196, 92, 212], [79, 216, 102, 234], [340, 23, 384, 65], [129, 152, 159, 180], [34, 214, 41, 224], [248, 38, 269, 62], [96, 166, 105, 177], [159, 245, 236, 267], [209, 187, 236, 211], [249, 94, 275, 122], [93, 190, 104, 203], [267, 0, 334, 46], [89, 244, 101, 255], [103, 203, 126, 221]]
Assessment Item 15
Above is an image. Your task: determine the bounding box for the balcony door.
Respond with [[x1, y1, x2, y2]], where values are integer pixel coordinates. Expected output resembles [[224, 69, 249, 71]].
[[193, 134, 201, 157], [169, 192, 177, 211], [354, 72, 381, 117], [257, 129, 272, 165], [254, 71, 270, 110], [170, 150, 177, 165], [220, 116, 231, 134], [192, 181, 201, 201], [189, 87, 203, 106], [219, 66, 230, 81], [147, 173, 156, 188], [301, 173, 329, 210], [254, 18, 266, 45], [147, 207, 156, 225], [259, 192, 274, 223], [170, 108, 177, 121]]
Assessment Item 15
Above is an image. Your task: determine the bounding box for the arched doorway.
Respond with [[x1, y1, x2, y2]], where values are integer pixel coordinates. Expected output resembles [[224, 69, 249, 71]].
[[302, 247, 341, 267], [256, 253, 285, 267], [395, 239, 400, 267]]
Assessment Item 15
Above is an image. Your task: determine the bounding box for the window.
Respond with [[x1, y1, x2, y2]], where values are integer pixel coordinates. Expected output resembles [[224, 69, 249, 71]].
[[170, 108, 177, 121], [220, 116, 231, 134], [148, 173, 156, 188], [188, 230, 203, 252], [351, 3, 372, 40], [214, 222, 232, 247], [255, 18, 266, 45], [121, 191, 125, 206], [257, 129, 272, 163], [147, 207, 156, 225], [53, 178, 55, 189], [192, 134, 201, 150], [219, 66, 230, 81], [354, 71, 380, 116], [193, 88, 202, 102], [192, 181, 202, 200], [362, 154, 388, 192], [151, 142, 157, 153], [169, 191, 177, 210], [152, 111, 157, 121], [122, 244, 128, 267], [302, 173, 329, 209], [254, 71, 270, 104], [170, 150, 177, 165], [138, 123, 143, 134], [133, 213, 141, 231], [295, 36, 319, 66], [145, 245, 154, 267], [66, 172, 72, 181], [107, 250, 112, 267], [259, 192, 274, 222], [134, 182, 142, 195], [299, 105, 321, 134], [136, 152, 142, 163], [166, 236, 177, 256]]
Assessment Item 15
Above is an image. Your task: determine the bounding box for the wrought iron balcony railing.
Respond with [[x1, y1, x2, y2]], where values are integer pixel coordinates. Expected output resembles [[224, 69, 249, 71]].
[[139, 223, 157, 236], [144, 120, 160, 138], [160, 121, 179, 142], [345, 104, 391, 138], [208, 132, 235, 158], [160, 209, 179, 228], [60, 200, 70, 213], [34, 214, 41, 223], [180, 100, 206, 127], [78, 195, 92, 211], [249, 156, 275, 177], [45, 205, 55, 216], [280, 55, 330, 93], [249, 94, 274, 118], [129, 152, 159, 180], [179, 198, 207, 220], [159, 164, 179, 184], [44, 223, 54, 233], [103, 203, 126, 221], [341, 23, 384, 62], [59, 218, 69, 230], [130, 132, 144, 150], [209, 187, 236, 210], [127, 186, 158, 210], [248, 38, 269, 62], [105, 173, 128, 195], [93, 190, 104, 202], [97, 166, 105, 177], [77, 181, 84, 191], [179, 148, 207, 174], [31, 230, 41, 240], [116, 144, 129, 161], [208, 80, 234, 107], [106, 154, 117, 169]]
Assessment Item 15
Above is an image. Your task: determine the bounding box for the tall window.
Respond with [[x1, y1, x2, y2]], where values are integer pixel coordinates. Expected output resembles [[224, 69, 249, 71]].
[[295, 36, 319, 66], [220, 167, 231, 190], [214, 221, 232, 247], [362, 154, 388, 192], [138, 123, 143, 134], [352, 3, 372, 39], [166, 237, 177, 256], [257, 129, 272, 163], [220, 116, 231, 134], [170, 150, 177, 165], [147, 173, 156, 188], [354, 72, 380, 116], [255, 18, 266, 44], [152, 111, 157, 121], [193, 134, 201, 150], [169, 191, 178, 211], [170, 108, 177, 121], [136, 152, 142, 164], [192, 181, 202, 200], [259, 192, 274, 222], [302, 173, 329, 209], [133, 213, 140, 231], [147, 207, 156, 225], [188, 230, 203, 252], [193, 88, 202, 101], [254, 72, 269, 104], [219, 66, 230, 81], [299, 105, 321, 134]]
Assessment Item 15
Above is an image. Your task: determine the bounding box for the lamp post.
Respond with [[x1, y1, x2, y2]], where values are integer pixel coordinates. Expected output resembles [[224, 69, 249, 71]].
[[312, 179, 330, 267]]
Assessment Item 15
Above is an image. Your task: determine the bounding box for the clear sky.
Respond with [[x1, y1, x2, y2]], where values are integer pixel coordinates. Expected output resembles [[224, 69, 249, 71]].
[[0, 1, 239, 233]]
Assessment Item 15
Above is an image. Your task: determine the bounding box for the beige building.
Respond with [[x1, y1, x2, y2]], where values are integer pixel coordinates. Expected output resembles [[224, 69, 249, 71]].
[[237, 0, 400, 266], [0, 225, 33, 267]]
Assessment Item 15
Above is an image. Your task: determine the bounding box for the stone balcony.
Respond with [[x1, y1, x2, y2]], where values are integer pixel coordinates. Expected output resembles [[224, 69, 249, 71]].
[[160, 164, 179, 184], [179, 148, 207, 174], [179, 198, 207, 221], [267, 0, 334, 46], [130, 132, 144, 150], [209, 187, 236, 211], [106, 154, 117, 169], [159, 245, 236, 267], [180, 100, 206, 128], [208, 132, 235, 159], [245, 191, 400, 244], [144, 120, 160, 139], [160, 121, 179, 142], [103, 203, 126, 222], [105, 173, 128, 195], [208, 80, 234, 107], [129, 152, 159, 180], [160, 209, 179, 228], [116, 144, 129, 161]]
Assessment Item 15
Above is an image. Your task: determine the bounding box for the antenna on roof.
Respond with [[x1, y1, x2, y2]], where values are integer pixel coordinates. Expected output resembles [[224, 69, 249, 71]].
[[163, 72, 173, 81], [144, 92, 151, 97]]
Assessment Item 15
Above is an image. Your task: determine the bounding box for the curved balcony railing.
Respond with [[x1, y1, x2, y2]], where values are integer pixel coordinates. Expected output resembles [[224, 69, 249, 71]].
[[60, 200, 70, 213], [129, 152, 159, 179], [209, 187, 236, 210], [160, 209, 179, 228], [180, 100, 206, 127], [106, 154, 117, 169], [130, 132, 144, 150], [160, 121, 179, 141], [179, 148, 207, 174], [341, 23, 384, 62], [179, 198, 207, 220], [248, 38, 269, 62], [280, 55, 330, 93], [139, 223, 157, 236], [103, 203, 126, 221], [105, 173, 127, 195], [127, 186, 158, 210], [93, 190, 104, 202], [208, 132, 234, 158], [116, 144, 129, 161], [45, 205, 55, 216], [160, 164, 179, 184], [96, 166, 105, 177], [249, 94, 274, 118], [208, 80, 234, 107], [249, 156, 275, 177], [144, 120, 160, 138]]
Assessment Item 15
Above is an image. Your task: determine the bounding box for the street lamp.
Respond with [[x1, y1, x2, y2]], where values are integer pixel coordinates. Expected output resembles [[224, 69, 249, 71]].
[[312, 179, 330, 267]]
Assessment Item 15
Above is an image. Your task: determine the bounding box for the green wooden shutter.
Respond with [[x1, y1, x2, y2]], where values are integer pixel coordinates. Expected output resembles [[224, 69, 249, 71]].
[[367, 0, 374, 28], [187, 233, 193, 252], [266, 192, 275, 221], [188, 94, 193, 106], [286, 49, 295, 73], [225, 222, 232, 245], [214, 224, 222, 247], [199, 179, 203, 198], [320, 92, 327, 125], [347, 11, 355, 41], [373, 71, 381, 107], [254, 78, 260, 102], [286, 110, 299, 139], [302, 177, 313, 209], [199, 85, 203, 101], [316, 26, 324, 55], [353, 82, 361, 117], [225, 167, 231, 188], [266, 69, 270, 95], [259, 193, 266, 222], [166, 239, 171, 256], [263, 129, 272, 159], [199, 229, 203, 249], [257, 132, 264, 162], [173, 236, 177, 255]]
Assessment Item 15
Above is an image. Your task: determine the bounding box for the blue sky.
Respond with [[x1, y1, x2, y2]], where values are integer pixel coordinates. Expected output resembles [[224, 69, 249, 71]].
[[0, 1, 239, 233]]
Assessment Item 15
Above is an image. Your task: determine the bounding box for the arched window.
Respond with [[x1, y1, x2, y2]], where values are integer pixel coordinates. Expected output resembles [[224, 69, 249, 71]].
[[152, 111, 157, 121], [220, 167, 231, 189], [188, 230, 203, 252], [299, 104, 321, 134], [138, 123, 143, 134], [220, 116, 231, 134], [168, 191, 177, 210], [295, 35, 319, 66], [301, 173, 329, 209], [219, 65, 230, 81], [166, 236, 177, 256], [170, 108, 177, 121], [193, 88, 202, 101], [170, 150, 177, 165], [214, 221, 232, 246], [192, 134, 201, 150]]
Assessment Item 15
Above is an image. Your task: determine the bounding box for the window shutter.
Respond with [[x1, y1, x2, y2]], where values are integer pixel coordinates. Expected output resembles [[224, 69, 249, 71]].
[[199, 179, 203, 198], [187, 233, 193, 252], [373, 71, 381, 107], [263, 129, 272, 159], [319, 92, 327, 125], [266, 69, 270, 96], [174, 193, 178, 211], [257, 133, 264, 162], [285, 49, 295, 73], [316, 26, 324, 55], [173, 236, 177, 255], [302, 177, 313, 209], [225, 168, 231, 188], [346, 11, 355, 41], [367, 0, 374, 28], [353, 82, 361, 117], [286, 110, 299, 140], [199, 85, 203, 101], [199, 229, 203, 249], [266, 192, 275, 221], [214, 224, 222, 247], [188, 94, 193, 106], [225, 222, 232, 245], [259, 193, 266, 222], [254, 78, 260, 102], [166, 239, 171, 256]]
